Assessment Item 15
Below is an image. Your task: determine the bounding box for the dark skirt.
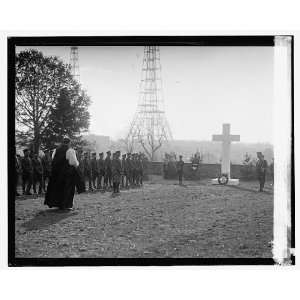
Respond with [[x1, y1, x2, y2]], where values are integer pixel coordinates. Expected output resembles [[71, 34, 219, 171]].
[[44, 166, 76, 209]]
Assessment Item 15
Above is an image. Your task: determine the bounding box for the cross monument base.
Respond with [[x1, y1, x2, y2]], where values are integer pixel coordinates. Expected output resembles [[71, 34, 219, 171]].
[[211, 178, 239, 185]]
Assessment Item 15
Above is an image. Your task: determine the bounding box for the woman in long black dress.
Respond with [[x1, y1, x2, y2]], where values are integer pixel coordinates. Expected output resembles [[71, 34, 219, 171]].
[[45, 137, 82, 210]]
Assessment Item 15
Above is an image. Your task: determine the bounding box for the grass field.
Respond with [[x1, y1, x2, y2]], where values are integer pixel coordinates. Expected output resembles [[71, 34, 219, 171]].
[[15, 176, 273, 258]]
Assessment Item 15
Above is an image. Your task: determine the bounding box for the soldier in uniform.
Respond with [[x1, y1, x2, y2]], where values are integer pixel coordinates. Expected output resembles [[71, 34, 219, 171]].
[[42, 150, 52, 192], [131, 153, 136, 186], [15, 153, 22, 196], [90, 152, 98, 190], [121, 153, 126, 188], [125, 153, 132, 188], [137, 153, 144, 186], [32, 153, 44, 194], [104, 150, 112, 190], [176, 155, 184, 186], [256, 152, 268, 192], [78, 151, 85, 174], [21, 149, 33, 195], [163, 153, 169, 179], [97, 152, 105, 190], [269, 157, 274, 186], [112, 151, 122, 195], [83, 152, 93, 191]]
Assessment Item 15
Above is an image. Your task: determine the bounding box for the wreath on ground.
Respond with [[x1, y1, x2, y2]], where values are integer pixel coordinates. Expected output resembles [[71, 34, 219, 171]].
[[218, 173, 229, 185]]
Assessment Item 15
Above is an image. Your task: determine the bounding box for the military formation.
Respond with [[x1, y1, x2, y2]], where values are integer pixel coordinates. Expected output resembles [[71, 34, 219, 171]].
[[15, 149, 52, 196], [76, 150, 146, 194], [16, 148, 147, 197], [15, 147, 271, 196]]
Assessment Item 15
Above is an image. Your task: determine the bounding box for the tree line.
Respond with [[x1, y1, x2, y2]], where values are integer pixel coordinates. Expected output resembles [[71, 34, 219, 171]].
[[15, 49, 91, 154]]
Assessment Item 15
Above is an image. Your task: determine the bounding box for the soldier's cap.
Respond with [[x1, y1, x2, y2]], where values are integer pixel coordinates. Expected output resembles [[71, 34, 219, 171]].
[[122, 154, 126, 157], [116, 150, 121, 154], [127, 153, 131, 155], [99, 152, 103, 155], [179, 155, 183, 158], [106, 151, 111, 154], [257, 152, 263, 156], [92, 152, 96, 155]]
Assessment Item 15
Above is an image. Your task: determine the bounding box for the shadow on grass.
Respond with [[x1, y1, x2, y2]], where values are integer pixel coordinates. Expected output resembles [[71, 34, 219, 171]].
[[226, 185, 273, 195], [21, 209, 78, 232]]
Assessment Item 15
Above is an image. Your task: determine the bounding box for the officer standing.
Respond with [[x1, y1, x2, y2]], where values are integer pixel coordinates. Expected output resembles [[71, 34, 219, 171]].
[[21, 149, 33, 195], [42, 150, 52, 192], [125, 153, 132, 188], [83, 152, 93, 191], [90, 152, 98, 190], [32, 153, 44, 194], [15, 152, 22, 196], [112, 151, 122, 195], [256, 152, 268, 192], [104, 151, 112, 190], [97, 152, 105, 190], [132, 153, 138, 186], [176, 155, 185, 186], [121, 154, 126, 188], [137, 153, 144, 186]]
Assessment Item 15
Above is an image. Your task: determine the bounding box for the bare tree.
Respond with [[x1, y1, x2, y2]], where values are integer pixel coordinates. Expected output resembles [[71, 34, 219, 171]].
[[139, 133, 163, 161]]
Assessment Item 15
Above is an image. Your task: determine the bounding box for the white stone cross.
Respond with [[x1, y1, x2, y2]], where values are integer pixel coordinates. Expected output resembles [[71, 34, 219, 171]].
[[212, 123, 240, 178]]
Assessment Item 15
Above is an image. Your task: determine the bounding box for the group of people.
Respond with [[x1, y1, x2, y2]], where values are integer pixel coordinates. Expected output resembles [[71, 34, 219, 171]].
[[16, 137, 270, 211], [42, 137, 147, 210], [77, 150, 146, 193], [174, 152, 270, 192], [15, 149, 52, 196], [15, 141, 147, 199]]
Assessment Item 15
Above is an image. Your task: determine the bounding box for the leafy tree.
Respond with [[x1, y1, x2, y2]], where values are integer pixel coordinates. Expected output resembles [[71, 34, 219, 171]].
[[41, 87, 90, 150], [15, 49, 90, 152]]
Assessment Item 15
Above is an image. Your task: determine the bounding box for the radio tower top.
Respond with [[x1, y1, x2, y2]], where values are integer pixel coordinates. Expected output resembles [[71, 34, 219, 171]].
[[126, 46, 173, 161], [70, 46, 80, 83]]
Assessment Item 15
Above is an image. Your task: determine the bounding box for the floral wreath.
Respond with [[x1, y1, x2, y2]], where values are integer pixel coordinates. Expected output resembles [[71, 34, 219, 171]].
[[218, 173, 229, 185]]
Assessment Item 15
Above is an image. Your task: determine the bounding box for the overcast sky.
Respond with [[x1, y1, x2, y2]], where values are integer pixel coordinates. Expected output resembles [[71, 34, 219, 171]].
[[17, 45, 274, 143]]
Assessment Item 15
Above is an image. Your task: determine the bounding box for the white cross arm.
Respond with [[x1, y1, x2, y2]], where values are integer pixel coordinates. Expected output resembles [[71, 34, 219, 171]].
[[212, 134, 240, 142], [230, 135, 240, 142], [212, 134, 223, 141]]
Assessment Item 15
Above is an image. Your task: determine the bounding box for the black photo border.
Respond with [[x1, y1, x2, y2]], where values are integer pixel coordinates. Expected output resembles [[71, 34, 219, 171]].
[[8, 35, 294, 267]]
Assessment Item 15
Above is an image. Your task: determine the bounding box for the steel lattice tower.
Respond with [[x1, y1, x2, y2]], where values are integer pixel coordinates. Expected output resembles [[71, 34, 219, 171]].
[[70, 46, 80, 83], [126, 46, 173, 160]]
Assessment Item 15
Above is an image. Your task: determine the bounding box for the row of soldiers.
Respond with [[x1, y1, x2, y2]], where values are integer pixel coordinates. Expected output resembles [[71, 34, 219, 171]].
[[77, 150, 145, 193], [15, 149, 52, 196], [16, 147, 146, 196]]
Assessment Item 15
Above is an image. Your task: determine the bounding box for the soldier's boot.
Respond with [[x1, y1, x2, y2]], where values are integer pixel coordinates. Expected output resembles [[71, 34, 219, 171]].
[[33, 181, 37, 194], [22, 181, 26, 195], [88, 177, 93, 191], [25, 181, 32, 195]]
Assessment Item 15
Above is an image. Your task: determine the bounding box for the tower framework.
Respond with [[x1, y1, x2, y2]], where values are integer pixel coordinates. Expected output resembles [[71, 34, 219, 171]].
[[70, 46, 80, 83], [126, 46, 173, 160]]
